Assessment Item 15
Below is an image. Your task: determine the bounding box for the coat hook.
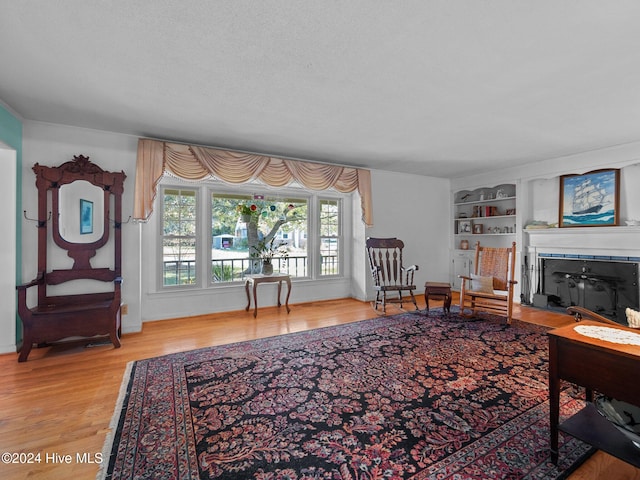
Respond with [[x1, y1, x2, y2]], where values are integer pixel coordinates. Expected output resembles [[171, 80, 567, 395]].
[[24, 211, 51, 227], [110, 215, 131, 228]]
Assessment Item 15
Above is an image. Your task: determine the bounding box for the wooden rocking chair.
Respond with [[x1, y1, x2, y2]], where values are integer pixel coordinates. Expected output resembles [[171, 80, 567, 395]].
[[459, 241, 517, 324], [366, 237, 419, 314]]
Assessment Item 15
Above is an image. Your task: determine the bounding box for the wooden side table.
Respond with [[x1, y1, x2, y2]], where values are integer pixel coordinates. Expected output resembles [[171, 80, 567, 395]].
[[548, 320, 640, 467], [424, 282, 452, 314], [245, 274, 292, 318]]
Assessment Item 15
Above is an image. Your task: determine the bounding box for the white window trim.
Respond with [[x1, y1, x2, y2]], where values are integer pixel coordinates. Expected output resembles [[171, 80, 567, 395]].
[[318, 196, 344, 278], [158, 184, 202, 291], [156, 178, 351, 292]]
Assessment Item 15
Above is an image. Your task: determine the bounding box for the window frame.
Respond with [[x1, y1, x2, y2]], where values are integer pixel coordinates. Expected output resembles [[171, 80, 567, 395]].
[[318, 197, 343, 278], [158, 184, 201, 290], [157, 178, 350, 291], [208, 187, 312, 284]]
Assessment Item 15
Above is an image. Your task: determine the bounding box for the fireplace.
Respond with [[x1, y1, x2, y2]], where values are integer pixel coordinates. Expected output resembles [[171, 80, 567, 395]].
[[538, 257, 639, 325], [525, 226, 640, 326]]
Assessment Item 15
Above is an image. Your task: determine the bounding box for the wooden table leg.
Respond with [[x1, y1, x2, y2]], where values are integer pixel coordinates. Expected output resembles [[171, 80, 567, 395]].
[[252, 281, 258, 318], [277, 281, 282, 307], [285, 278, 291, 313], [443, 292, 451, 314], [549, 337, 560, 464], [245, 280, 251, 312]]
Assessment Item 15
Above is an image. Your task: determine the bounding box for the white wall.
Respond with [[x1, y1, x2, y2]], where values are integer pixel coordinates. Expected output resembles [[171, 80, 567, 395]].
[[451, 141, 640, 191], [525, 163, 640, 226], [20, 121, 452, 328], [0, 145, 16, 353], [362, 170, 451, 298]]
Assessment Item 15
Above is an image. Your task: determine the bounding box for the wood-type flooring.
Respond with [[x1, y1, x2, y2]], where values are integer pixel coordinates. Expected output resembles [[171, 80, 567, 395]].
[[1, 295, 638, 479]]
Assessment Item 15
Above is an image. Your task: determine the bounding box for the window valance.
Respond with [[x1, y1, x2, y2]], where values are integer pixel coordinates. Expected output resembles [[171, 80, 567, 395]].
[[134, 138, 373, 226]]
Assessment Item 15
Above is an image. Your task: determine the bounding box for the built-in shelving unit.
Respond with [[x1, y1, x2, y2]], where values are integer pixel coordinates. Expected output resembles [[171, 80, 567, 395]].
[[453, 183, 517, 248], [451, 183, 517, 290]]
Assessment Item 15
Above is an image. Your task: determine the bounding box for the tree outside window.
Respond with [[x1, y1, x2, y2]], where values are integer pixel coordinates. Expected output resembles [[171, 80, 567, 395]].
[[211, 194, 308, 282]]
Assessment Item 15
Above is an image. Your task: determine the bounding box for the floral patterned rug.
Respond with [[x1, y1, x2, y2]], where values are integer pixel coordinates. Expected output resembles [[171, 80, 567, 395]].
[[100, 309, 593, 479]]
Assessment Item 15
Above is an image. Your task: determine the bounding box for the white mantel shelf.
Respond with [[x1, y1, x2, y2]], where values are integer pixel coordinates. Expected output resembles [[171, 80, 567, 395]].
[[524, 226, 640, 234], [525, 226, 640, 259]]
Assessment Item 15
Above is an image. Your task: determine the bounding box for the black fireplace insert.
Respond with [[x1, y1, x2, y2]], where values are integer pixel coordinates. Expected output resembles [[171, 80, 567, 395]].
[[539, 258, 639, 325]]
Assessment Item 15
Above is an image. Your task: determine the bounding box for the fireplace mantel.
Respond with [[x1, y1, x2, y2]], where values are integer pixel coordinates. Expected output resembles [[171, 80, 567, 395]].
[[524, 226, 640, 310], [525, 226, 640, 257]]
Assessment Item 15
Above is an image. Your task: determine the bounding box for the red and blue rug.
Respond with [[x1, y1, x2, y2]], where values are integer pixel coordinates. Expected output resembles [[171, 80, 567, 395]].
[[100, 309, 593, 479]]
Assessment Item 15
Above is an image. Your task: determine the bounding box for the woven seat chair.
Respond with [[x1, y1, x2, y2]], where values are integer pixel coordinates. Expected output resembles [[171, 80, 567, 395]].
[[366, 237, 419, 314], [459, 241, 517, 324]]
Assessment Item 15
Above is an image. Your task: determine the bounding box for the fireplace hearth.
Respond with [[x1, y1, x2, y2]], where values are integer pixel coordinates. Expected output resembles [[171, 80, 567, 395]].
[[539, 257, 639, 325]]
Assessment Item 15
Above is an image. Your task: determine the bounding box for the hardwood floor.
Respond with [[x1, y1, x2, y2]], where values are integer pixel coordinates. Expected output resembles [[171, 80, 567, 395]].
[[1, 296, 638, 479]]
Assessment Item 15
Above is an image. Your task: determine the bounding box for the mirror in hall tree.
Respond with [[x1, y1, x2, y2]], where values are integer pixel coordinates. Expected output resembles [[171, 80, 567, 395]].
[[58, 179, 104, 243], [41, 154, 124, 270]]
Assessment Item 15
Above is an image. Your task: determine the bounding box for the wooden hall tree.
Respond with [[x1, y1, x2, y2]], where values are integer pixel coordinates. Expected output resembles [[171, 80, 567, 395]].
[[16, 155, 126, 361]]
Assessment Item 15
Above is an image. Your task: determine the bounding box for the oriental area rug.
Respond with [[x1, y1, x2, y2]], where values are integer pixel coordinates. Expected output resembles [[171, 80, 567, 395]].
[[100, 309, 594, 480]]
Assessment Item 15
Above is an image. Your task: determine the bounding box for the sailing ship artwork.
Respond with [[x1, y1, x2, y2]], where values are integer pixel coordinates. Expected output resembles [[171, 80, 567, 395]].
[[559, 169, 619, 227]]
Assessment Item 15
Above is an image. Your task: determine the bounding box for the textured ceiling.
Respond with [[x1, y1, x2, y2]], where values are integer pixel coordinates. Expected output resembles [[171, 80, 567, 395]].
[[1, 1, 640, 177]]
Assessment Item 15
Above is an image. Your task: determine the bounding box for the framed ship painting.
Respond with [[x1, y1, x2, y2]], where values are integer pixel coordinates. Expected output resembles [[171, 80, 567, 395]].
[[559, 169, 619, 227]]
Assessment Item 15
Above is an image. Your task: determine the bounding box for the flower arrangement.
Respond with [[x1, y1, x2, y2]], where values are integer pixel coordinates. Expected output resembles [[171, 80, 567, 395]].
[[237, 203, 259, 218], [237, 204, 254, 215], [251, 238, 288, 264], [237, 201, 298, 222]]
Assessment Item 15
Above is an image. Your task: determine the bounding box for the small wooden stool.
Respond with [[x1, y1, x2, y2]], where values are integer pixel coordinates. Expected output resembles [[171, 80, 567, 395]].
[[424, 282, 452, 314]]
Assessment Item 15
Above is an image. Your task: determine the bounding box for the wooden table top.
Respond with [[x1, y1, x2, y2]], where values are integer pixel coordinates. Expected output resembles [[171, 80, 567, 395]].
[[548, 320, 640, 358]]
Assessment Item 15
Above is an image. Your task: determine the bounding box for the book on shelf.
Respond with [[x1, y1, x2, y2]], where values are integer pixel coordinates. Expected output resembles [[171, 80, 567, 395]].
[[473, 205, 499, 217]]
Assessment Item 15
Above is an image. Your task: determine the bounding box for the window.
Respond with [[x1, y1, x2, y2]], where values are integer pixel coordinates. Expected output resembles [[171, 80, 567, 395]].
[[159, 181, 347, 288], [319, 199, 341, 276], [161, 187, 197, 286], [210, 193, 308, 282]]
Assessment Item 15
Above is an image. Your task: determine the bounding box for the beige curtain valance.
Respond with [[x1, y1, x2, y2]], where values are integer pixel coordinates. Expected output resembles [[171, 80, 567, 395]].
[[134, 138, 373, 226]]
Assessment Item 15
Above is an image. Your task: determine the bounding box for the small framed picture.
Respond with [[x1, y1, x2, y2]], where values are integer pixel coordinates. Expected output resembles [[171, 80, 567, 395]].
[[80, 198, 93, 235], [473, 223, 484, 234], [458, 220, 472, 233]]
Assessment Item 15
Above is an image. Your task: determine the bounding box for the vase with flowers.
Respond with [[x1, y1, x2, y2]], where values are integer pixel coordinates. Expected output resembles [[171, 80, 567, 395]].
[[251, 238, 288, 275]]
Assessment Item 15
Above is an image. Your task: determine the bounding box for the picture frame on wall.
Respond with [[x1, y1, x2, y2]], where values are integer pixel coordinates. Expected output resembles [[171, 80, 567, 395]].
[[559, 169, 619, 227]]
